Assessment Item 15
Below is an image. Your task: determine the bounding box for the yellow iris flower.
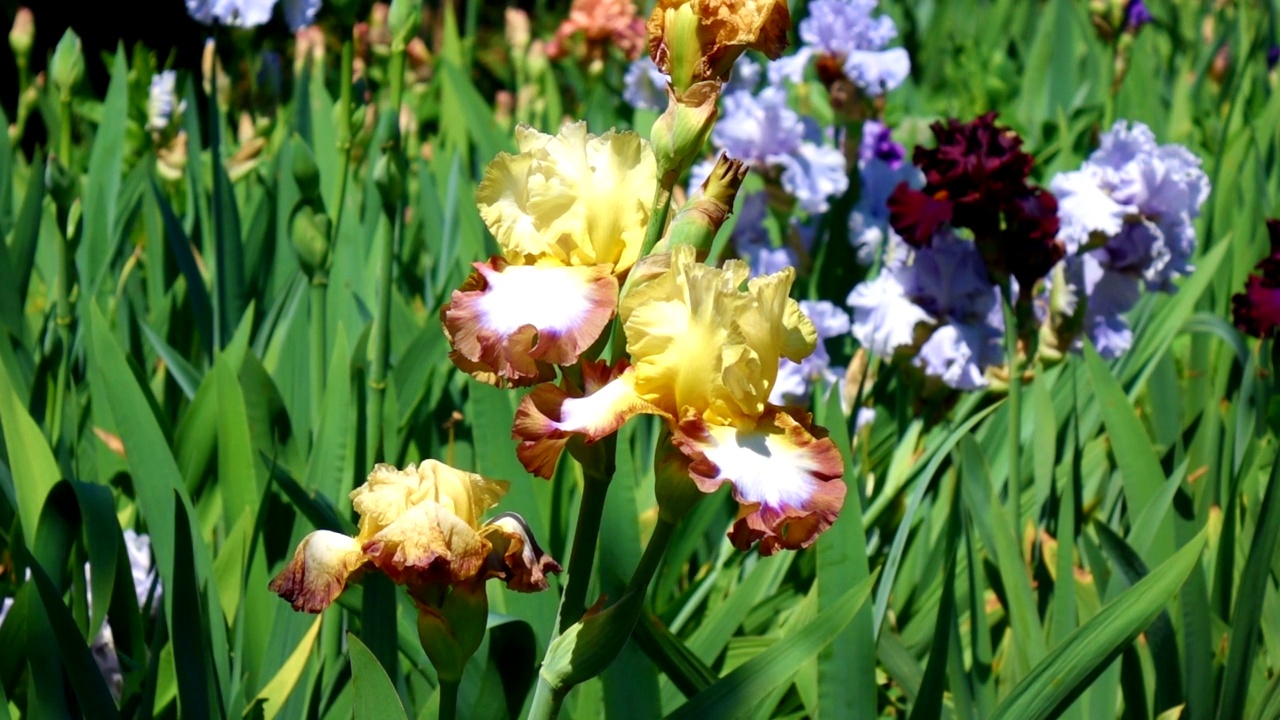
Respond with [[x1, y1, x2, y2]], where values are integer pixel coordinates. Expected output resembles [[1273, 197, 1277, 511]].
[[442, 122, 657, 387], [270, 460, 559, 612], [515, 246, 847, 554]]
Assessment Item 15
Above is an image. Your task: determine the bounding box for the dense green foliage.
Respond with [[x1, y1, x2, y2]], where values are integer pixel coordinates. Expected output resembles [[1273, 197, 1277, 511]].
[[1, 0, 1279, 718]]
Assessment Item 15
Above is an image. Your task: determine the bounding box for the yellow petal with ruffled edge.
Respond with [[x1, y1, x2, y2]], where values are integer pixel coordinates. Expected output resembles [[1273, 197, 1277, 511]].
[[361, 500, 492, 588], [477, 121, 656, 274], [671, 406, 845, 555], [350, 461, 509, 543], [269, 531, 366, 613], [621, 245, 817, 426]]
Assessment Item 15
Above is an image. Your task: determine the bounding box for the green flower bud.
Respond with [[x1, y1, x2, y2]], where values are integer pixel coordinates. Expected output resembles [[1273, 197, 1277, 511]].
[[414, 581, 488, 683], [44, 154, 77, 212], [290, 205, 332, 280], [9, 8, 33, 68], [289, 135, 322, 203], [659, 153, 747, 256], [373, 147, 404, 214], [50, 28, 84, 100], [387, 0, 422, 49], [650, 80, 720, 187]]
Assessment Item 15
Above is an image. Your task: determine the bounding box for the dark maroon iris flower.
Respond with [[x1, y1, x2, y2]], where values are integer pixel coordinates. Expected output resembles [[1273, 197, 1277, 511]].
[[886, 112, 1063, 289], [1232, 220, 1280, 338]]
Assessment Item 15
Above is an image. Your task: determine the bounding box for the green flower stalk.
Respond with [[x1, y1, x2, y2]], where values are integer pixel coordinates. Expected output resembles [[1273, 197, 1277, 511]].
[[367, 0, 419, 467], [47, 28, 83, 447]]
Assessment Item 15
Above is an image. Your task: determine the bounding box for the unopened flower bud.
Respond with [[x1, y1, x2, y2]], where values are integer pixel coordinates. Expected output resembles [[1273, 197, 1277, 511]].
[[650, 80, 719, 185], [373, 148, 404, 213], [289, 135, 321, 201], [50, 28, 83, 100], [660, 154, 747, 255], [387, 0, 422, 49], [156, 132, 189, 182], [505, 8, 531, 58], [291, 205, 332, 280], [9, 8, 33, 68], [414, 581, 488, 683], [526, 40, 549, 77]]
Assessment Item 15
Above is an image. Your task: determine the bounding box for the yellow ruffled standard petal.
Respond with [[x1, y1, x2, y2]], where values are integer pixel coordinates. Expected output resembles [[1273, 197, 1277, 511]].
[[621, 245, 816, 426], [442, 259, 619, 388], [269, 530, 367, 613], [350, 461, 509, 543], [476, 121, 657, 274], [671, 406, 845, 555], [361, 500, 492, 588], [513, 359, 667, 478], [480, 512, 563, 592]]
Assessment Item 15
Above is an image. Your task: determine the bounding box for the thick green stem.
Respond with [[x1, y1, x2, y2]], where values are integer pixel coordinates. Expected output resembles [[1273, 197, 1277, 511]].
[[437, 678, 460, 720], [556, 463, 613, 634], [528, 679, 565, 720], [51, 96, 75, 447], [1002, 294, 1022, 534], [309, 281, 326, 439], [627, 517, 676, 595]]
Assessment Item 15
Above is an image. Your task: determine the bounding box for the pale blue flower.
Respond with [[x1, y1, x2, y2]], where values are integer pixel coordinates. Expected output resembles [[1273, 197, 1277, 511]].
[[146, 71, 181, 133], [283, 0, 321, 30], [776, 141, 850, 214], [187, 0, 278, 27], [1050, 120, 1211, 356], [771, 300, 851, 406], [623, 57, 669, 112], [713, 87, 806, 164], [847, 231, 1004, 389], [770, 0, 911, 95], [850, 122, 921, 264]]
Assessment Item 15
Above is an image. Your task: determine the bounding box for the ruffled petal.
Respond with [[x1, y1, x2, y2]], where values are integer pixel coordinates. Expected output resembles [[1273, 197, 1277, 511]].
[[481, 513, 563, 592], [671, 406, 845, 555], [513, 361, 667, 478], [442, 259, 619, 387], [361, 500, 491, 588], [269, 531, 367, 613]]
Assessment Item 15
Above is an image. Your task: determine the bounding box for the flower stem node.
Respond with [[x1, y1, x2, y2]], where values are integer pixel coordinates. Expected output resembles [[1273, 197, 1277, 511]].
[[651, 80, 721, 187]]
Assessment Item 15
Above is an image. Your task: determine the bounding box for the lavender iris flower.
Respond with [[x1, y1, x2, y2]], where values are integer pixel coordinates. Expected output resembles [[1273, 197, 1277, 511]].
[[283, 0, 322, 30], [770, 0, 911, 95], [850, 121, 921, 264], [623, 57, 670, 112], [187, 0, 280, 27], [1049, 120, 1210, 357]]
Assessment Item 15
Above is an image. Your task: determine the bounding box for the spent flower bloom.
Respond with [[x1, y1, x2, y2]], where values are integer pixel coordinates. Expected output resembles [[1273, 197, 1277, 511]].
[[442, 122, 656, 387], [769, 0, 910, 95], [1049, 120, 1210, 356], [548, 0, 647, 62], [270, 461, 559, 612], [515, 245, 846, 554]]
